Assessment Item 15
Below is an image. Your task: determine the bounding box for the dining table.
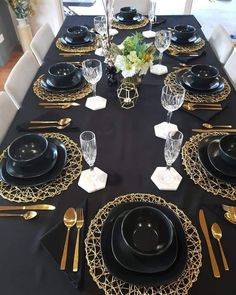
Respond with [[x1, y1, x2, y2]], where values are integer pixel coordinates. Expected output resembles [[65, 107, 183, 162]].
[[0, 14, 236, 295]]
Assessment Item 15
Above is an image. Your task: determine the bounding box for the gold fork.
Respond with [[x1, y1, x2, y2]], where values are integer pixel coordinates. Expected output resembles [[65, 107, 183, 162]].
[[73, 208, 84, 272]]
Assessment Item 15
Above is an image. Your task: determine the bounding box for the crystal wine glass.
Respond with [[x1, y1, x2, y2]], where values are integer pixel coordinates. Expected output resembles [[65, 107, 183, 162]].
[[154, 30, 172, 64], [161, 84, 185, 124], [94, 16, 107, 54], [82, 59, 102, 99], [80, 131, 97, 172], [148, 0, 156, 32]]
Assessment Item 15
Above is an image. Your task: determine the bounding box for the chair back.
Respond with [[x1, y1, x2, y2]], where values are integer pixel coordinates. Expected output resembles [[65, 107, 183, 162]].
[[224, 49, 236, 90]]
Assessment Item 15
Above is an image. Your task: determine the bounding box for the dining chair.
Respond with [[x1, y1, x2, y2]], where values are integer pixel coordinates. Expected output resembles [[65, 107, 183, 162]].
[[183, 0, 193, 15], [30, 23, 55, 65], [208, 24, 234, 65], [0, 91, 18, 144], [4, 50, 40, 109], [113, 0, 149, 15], [224, 49, 236, 90]]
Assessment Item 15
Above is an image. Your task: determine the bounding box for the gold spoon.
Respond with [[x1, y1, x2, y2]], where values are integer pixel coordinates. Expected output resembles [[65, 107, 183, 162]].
[[0, 211, 37, 220], [60, 208, 77, 270], [211, 223, 229, 271], [224, 212, 236, 224], [28, 122, 71, 130], [202, 123, 232, 129], [30, 117, 71, 126]]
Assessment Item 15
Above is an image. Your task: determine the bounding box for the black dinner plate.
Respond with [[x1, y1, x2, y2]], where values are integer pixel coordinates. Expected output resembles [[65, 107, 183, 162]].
[[0, 138, 67, 187], [101, 202, 187, 287], [171, 33, 201, 45], [60, 31, 96, 47], [113, 13, 144, 25], [175, 69, 225, 94], [207, 139, 236, 177], [198, 135, 236, 184], [111, 210, 178, 274], [5, 140, 58, 179], [40, 73, 86, 93]]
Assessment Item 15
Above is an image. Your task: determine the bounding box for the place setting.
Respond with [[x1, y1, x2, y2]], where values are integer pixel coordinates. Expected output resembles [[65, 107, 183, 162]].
[[85, 193, 202, 295], [0, 133, 83, 203], [182, 132, 236, 200], [112, 6, 149, 30], [56, 25, 98, 54], [33, 62, 92, 102]]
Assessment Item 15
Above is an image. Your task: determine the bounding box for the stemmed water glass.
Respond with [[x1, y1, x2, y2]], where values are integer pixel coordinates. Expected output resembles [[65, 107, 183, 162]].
[[82, 59, 102, 99], [154, 30, 172, 64], [94, 16, 107, 55], [148, 0, 156, 32]]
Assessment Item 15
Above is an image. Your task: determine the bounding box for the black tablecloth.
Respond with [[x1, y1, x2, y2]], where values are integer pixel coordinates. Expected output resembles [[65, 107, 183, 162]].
[[0, 15, 236, 295]]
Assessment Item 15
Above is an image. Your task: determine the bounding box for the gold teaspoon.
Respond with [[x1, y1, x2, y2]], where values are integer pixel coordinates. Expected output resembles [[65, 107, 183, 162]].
[[202, 123, 232, 129], [28, 123, 70, 130], [30, 118, 71, 126], [211, 223, 229, 271], [224, 212, 236, 224], [60, 208, 77, 270], [0, 211, 37, 220]]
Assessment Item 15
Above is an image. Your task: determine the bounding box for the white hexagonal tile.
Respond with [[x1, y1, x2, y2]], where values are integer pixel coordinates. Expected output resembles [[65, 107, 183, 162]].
[[154, 122, 178, 139], [78, 167, 108, 193], [151, 167, 182, 191], [85, 96, 107, 111]]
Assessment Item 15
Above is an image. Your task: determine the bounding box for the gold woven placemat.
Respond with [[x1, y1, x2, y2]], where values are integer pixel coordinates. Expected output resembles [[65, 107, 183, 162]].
[[169, 39, 205, 54], [33, 75, 92, 102], [85, 193, 202, 295], [56, 37, 97, 53], [112, 17, 149, 30], [164, 68, 231, 103], [182, 132, 236, 200], [0, 133, 82, 203]]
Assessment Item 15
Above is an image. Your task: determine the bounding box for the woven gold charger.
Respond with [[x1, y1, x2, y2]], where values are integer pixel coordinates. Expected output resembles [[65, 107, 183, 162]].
[[0, 133, 82, 203], [164, 68, 231, 103], [182, 132, 236, 200], [85, 193, 202, 295], [169, 39, 205, 54], [56, 37, 97, 53], [112, 17, 149, 30], [33, 75, 92, 102]]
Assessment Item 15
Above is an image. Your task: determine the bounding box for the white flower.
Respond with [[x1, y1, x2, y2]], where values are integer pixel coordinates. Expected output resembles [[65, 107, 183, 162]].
[[114, 55, 126, 71], [122, 64, 136, 78], [140, 62, 152, 75], [117, 43, 124, 50]]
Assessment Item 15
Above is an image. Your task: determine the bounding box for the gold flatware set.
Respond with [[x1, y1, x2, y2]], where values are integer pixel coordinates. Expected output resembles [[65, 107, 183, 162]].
[[183, 102, 222, 111], [28, 117, 72, 130], [60, 207, 84, 272], [199, 208, 230, 278]]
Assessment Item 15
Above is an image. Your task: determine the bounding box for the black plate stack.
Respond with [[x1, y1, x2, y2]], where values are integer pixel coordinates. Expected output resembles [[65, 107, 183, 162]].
[[198, 134, 236, 184], [60, 25, 96, 47], [101, 202, 187, 287], [0, 134, 67, 187], [113, 6, 144, 24]]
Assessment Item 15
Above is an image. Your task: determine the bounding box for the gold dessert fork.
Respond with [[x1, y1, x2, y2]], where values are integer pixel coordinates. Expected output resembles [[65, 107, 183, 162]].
[[73, 208, 84, 272]]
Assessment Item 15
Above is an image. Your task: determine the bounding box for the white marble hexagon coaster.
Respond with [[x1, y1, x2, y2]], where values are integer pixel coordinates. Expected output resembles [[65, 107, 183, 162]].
[[154, 122, 178, 139], [78, 167, 108, 193], [151, 167, 182, 191], [85, 96, 107, 111]]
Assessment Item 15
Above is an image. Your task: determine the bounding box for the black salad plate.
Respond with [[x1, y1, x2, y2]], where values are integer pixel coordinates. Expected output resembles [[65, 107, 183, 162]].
[[111, 211, 178, 274], [198, 135, 236, 184], [5, 141, 58, 179], [171, 34, 201, 45], [113, 13, 144, 24], [0, 138, 67, 187], [176, 70, 225, 94], [207, 139, 236, 177], [40, 73, 86, 93], [101, 202, 187, 287], [60, 32, 96, 47]]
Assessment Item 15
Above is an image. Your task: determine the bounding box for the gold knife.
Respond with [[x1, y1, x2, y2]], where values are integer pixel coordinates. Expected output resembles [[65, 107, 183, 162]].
[[0, 204, 56, 211], [199, 209, 220, 278], [192, 129, 236, 133]]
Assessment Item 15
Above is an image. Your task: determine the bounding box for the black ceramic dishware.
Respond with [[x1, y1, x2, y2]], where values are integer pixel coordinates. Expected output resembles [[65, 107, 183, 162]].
[[219, 134, 236, 165], [190, 64, 219, 88], [121, 206, 173, 257], [101, 202, 187, 287], [66, 25, 88, 42], [173, 24, 196, 41], [119, 6, 137, 21], [61, 31, 96, 47]]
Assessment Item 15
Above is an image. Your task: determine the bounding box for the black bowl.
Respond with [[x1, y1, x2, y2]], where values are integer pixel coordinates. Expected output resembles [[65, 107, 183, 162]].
[[47, 62, 78, 88], [173, 24, 196, 41], [121, 206, 173, 257], [66, 25, 89, 42], [190, 64, 219, 88], [119, 6, 137, 21], [219, 135, 236, 165], [7, 134, 48, 167]]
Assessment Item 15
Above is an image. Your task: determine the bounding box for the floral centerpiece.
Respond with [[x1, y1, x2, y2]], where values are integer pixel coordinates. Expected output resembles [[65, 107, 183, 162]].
[[110, 33, 156, 85], [7, 0, 33, 19]]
